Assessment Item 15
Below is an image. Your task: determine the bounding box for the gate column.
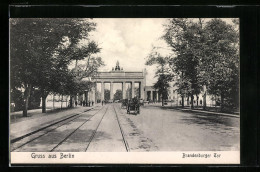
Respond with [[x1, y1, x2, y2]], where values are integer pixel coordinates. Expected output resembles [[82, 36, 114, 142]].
[[140, 81, 144, 99], [83, 92, 85, 101], [131, 81, 135, 98], [110, 82, 114, 100], [122, 82, 126, 99], [93, 83, 96, 103], [101, 82, 104, 101]]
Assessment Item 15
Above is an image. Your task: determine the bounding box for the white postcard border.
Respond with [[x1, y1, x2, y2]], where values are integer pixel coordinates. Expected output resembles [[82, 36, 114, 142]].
[[11, 151, 240, 164]]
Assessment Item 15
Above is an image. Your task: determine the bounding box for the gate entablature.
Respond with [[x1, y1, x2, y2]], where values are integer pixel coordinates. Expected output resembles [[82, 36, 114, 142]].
[[91, 61, 146, 101]]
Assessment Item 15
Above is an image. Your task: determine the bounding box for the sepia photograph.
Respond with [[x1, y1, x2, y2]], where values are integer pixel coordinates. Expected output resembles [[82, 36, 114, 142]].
[[9, 18, 240, 164]]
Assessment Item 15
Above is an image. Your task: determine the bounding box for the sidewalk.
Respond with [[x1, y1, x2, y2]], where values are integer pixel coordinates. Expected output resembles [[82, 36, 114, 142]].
[[143, 103, 239, 118], [174, 107, 240, 118], [10, 105, 98, 141], [10, 108, 65, 124]]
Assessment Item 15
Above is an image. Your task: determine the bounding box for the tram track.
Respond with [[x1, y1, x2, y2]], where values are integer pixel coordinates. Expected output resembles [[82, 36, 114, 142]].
[[84, 104, 129, 152], [113, 104, 130, 152], [84, 106, 109, 151], [12, 104, 130, 152], [51, 106, 108, 152], [11, 107, 102, 152]]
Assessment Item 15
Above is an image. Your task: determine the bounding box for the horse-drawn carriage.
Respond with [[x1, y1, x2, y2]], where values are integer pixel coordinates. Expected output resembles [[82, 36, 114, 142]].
[[127, 97, 140, 114], [121, 99, 128, 109]]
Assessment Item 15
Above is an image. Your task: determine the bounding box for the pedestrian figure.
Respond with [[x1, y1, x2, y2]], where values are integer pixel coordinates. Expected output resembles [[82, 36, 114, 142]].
[[102, 100, 103, 106], [75, 101, 77, 106], [83, 100, 85, 107], [89, 101, 91, 107], [92, 101, 94, 106]]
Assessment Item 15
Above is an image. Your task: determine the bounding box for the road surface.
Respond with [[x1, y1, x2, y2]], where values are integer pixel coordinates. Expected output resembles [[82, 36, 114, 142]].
[[11, 103, 240, 152]]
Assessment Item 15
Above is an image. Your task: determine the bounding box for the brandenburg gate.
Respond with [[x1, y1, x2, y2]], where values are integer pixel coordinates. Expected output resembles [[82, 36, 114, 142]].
[[90, 61, 146, 102]]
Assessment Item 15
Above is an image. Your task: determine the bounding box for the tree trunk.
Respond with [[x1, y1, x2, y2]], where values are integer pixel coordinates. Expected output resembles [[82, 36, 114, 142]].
[[191, 94, 194, 109], [203, 85, 207, 110], [61, 95, 63, 109], [196, 95, 199, 107], [75, 59, 78, 69], [53, 94, 55, 110], [41, 95, 47, 113], [181, 95, 184, 108], [162, 98, 164, 107], [69, 95, 73, 108], [23, 84, 32, 117], [220, 93, 224, 112], [41, 89, 48, 113], [203, 92, 207, 110]]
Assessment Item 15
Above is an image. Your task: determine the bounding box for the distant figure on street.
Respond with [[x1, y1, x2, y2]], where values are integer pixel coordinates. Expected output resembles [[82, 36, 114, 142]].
[[75, 101, 77, 106], [92, 101, 94, 106], [83, 100, 85, 106], [102, 100, 104, 106], [89, 101, 91, 107]]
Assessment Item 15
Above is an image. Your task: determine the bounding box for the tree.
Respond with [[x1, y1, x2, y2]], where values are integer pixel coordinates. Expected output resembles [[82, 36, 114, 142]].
[[201, 19, 239, 112], [28, 88, 41, 110], [135, 87, 140, 98], [114, 89, 122, 100], [10, 18, 100, 115], [61, 43, 103, 107], [163, 18, 203, 109], [126, 86, 132, 99], [146, 51, 173, 106], [95, 90, 101, 103], [104, 89, 110, 100], [10, 88, 24, 112], [162, 18, 239, 112], [153, 74, 172, 106]]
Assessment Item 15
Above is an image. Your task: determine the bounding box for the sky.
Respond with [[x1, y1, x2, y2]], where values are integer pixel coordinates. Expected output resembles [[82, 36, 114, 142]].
[[88, 18, 170, 86]]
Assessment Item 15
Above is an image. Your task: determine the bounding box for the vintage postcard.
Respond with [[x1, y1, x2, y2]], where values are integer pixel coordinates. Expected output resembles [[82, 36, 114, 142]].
[[9, 18, 240, 164]]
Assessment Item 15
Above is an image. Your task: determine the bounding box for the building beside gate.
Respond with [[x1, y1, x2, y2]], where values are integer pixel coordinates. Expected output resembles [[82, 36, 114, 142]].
[[144, 82, 216, 107]]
